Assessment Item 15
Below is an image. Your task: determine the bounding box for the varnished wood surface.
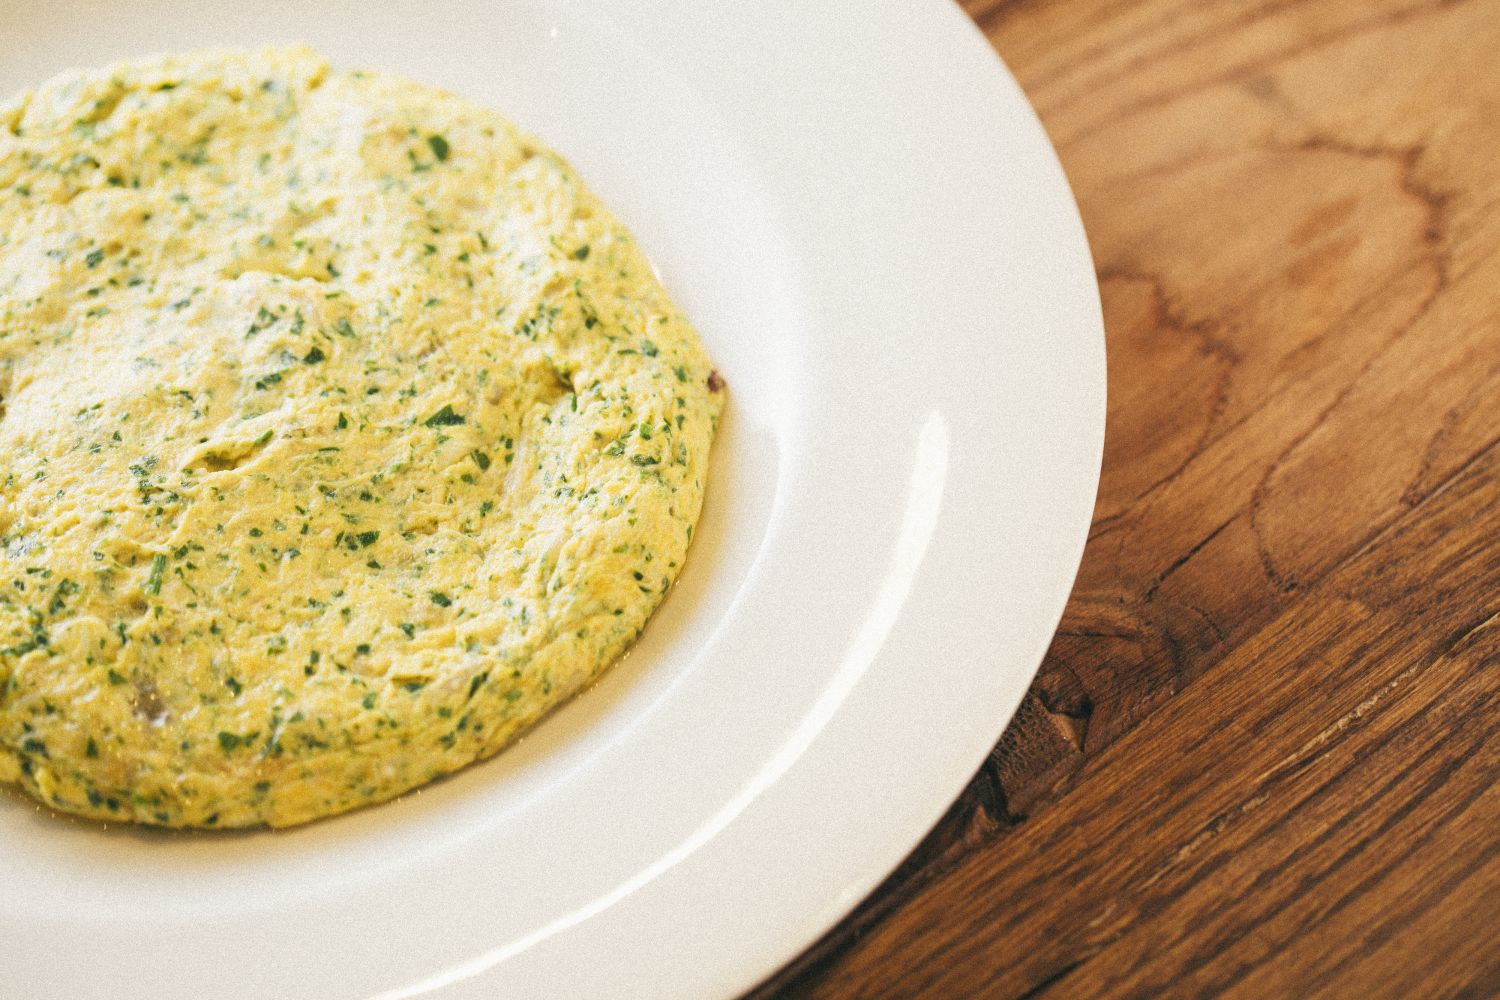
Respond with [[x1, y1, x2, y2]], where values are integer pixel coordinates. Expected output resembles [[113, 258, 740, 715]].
[[749, 0, 1500, 996]]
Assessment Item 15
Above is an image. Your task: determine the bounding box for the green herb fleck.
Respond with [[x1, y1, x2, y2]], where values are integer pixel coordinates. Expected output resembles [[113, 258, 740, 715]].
[[143, 554, 166, 596], [467, 671, 489, 699], [424, 404, 465, 427], [429, 591, 452, 607], [427, 134, 451, 162]]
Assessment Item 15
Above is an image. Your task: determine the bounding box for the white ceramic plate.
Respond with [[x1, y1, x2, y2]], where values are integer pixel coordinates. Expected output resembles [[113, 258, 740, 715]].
[[0, 3, 1104, 998]]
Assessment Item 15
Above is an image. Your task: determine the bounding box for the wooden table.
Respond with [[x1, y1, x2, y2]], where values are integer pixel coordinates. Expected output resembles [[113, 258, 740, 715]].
[[750, 0, 1500, 996]]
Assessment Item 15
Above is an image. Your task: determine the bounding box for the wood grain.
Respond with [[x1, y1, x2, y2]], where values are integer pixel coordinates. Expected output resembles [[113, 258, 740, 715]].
[[748, 0, 1500, 996]]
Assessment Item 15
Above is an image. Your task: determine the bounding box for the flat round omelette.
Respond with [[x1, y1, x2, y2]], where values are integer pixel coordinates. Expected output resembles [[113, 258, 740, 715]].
[[0, 47, 723, 828]]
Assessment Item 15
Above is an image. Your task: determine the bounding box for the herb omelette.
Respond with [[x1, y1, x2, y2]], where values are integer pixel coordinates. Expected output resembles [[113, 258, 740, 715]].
[[0, 47, 722, 828]]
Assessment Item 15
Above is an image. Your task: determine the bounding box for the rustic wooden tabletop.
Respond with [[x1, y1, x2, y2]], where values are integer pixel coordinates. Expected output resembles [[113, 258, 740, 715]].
[[748, 0, 1500, 996]]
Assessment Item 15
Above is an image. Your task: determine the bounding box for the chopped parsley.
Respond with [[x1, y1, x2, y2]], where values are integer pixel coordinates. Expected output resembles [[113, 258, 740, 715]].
[[424, 404, 465, 427], [143, 554, 166, 596], [217, 731, 255, 752]]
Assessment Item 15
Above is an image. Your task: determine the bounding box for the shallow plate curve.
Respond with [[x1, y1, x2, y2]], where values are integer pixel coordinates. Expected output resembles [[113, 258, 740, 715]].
[[0, 2, 1105, 998]]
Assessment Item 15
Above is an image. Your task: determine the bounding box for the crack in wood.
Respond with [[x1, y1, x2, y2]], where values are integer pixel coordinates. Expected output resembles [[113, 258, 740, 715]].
[[1142, 514, 1236, 602]]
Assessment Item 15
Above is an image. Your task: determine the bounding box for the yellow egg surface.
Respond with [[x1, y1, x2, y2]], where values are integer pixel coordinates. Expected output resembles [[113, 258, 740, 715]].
[[0, 47, 723, 828]]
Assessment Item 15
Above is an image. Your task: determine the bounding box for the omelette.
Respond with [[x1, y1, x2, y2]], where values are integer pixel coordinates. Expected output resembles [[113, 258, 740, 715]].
[[0, 47, 722, 828]]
